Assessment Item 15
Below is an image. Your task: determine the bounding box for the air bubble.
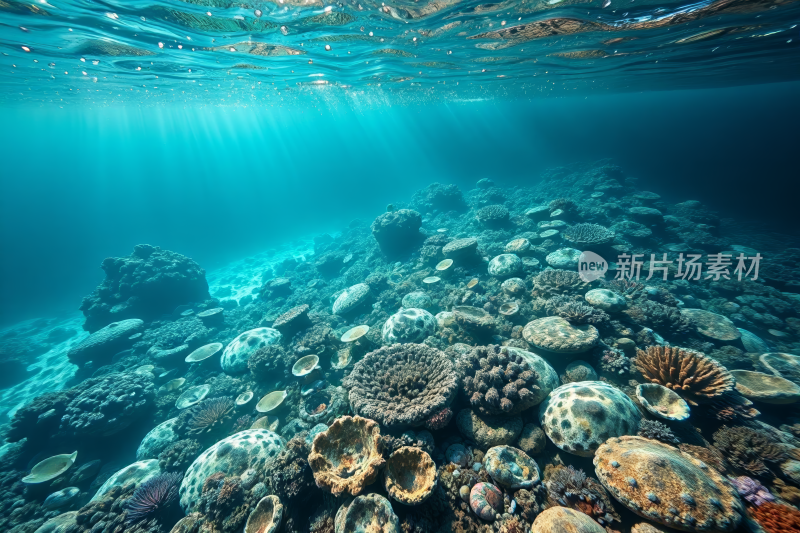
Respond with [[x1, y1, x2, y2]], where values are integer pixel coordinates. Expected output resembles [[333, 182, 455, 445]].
[[325, 44, 332, 51], [255, 9, 262, 17]]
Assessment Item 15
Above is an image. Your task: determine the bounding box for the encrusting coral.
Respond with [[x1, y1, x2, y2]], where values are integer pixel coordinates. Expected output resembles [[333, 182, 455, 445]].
[[343, 343, 458, 428], [458, 345, 541, 416], [634, 345, 735, 405]]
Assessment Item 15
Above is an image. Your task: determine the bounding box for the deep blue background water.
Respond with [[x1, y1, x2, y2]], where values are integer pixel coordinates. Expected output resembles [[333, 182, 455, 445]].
[[2, 81, 799, 326]]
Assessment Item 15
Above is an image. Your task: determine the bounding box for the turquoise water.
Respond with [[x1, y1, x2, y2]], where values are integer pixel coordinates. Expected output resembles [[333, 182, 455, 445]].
[[2, 1, 800, 532], [1, 0, 799, 102]]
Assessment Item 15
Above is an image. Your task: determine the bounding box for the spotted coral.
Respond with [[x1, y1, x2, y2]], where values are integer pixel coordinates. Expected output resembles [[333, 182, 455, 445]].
[[634, 345, 735, 405]]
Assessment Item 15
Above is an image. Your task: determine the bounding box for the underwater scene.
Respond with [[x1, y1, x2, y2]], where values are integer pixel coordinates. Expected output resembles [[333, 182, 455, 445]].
[[2, 0, 800, 530]]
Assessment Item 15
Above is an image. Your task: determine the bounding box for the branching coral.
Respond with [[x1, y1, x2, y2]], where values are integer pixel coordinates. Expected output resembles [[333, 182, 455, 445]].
[[532, 269, 588, 297], [125, 472, 182, 525], [605, 279, 646, 297], [623, 300, 692, 337], [545, 295, 609, 325], [458, 345, 540, 416], [708, 391, 760, 422], [597, 347, 631, 375], [752, 502, 800, 533], [343, 344, 458, 428], [562, 223, 615, 246], [712, 426, 788, 479], [549, 198, 577, 213], [476, 204, 510, 227], [637, 419, 679, 444], [634, 346, 735, 405], [546, 465, 619, 526]]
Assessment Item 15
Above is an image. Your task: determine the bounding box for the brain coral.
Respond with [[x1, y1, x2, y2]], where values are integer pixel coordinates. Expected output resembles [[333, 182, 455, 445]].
[[635, 346, 735, 406], [458, 344, 542, 416], [593, 436, 743, 532], [539, 381, 642, 457], [59, 371, 155, 438], [308, 415, 385, 497], [79, 244, 210, 332], [343, 344, 458, 429]]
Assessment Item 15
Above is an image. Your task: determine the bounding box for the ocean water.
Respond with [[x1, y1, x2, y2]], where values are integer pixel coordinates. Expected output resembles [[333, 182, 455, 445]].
[[2, 0, 800, 531]]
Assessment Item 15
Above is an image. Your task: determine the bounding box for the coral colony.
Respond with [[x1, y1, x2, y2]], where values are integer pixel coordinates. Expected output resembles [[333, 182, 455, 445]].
[[4, 163, 800, 533]]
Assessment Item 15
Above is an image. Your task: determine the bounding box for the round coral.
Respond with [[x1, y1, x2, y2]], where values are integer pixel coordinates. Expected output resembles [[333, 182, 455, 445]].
[[343, 344, 458, 429], [459, 345, 541, 416]]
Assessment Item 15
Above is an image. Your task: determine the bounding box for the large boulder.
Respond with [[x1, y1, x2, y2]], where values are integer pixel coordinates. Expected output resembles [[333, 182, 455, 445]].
[[371, 209, 423, 258], [66, 319, 143, 367], [79, 244, 210, 332]]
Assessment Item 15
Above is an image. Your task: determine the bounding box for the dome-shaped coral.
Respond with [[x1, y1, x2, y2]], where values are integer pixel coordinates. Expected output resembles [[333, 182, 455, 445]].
[[635, 346, 735, 405], [458, 345, 542, 416], [383, 446, 437, 505], [539, 381, 641, 457], [594, 436, 743, 532], [343, 344, 458, 429], [308, 415, 385, 497], [381, 308, 437, 344]]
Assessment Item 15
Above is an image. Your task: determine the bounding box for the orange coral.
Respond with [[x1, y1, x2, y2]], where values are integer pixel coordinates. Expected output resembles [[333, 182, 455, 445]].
[[752, 502, 800, 533], [634, 345, 734, 405]]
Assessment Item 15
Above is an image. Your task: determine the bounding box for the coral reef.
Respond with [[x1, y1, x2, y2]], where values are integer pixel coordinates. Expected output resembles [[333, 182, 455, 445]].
[[751, 502, 800, 533], [728, 476, 775, 506], [308, 415, 385, 497], [546, 295, 609, 325], [458, 344, 541, 416], [562, 223, 616, 246], [532, 269, 588, 297], [125, 472, 182, 526], [594, 436, 744, 532], [79, 244, 210, 332], [343, 343, 458, 428], [539, 381, 642, 456], [59, 371, 155, 438], [712, 425, 787, 478], [371, 209, 423, 257], [546, 465, 619, 526], [637, 419, 679, 444], [634, 345, 735, 405]]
